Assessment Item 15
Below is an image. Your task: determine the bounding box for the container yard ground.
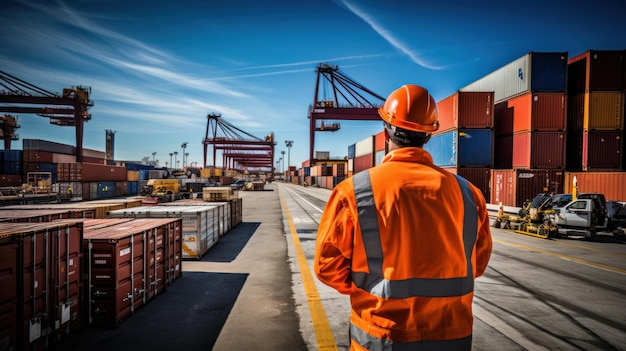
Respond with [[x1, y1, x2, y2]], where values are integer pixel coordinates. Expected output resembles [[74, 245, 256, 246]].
[[51, 182, 307, 351]]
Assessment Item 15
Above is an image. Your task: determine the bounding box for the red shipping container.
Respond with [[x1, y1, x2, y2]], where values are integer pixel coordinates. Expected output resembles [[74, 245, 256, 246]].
[[0, 174, 22, 187], [494, 134, 513, 169], [354, 154, 374, 173], [491, 169, 564, 207], [565, 172, 626, 201], [0, 234, 18, 350], [567, 50, 624, 92], [582, 130, 623, 171], [83, 219, 181, 327], [0, 221, 83, 351], [513, 131, 565, 169], [437, 91, 494, 133], [508, 92, 567, 133], [22, 150, 55, 163]]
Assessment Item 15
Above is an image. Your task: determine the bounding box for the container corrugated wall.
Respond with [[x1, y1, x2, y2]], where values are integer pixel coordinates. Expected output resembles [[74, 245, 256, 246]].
[[461, 52, 567, 103], [583, 91, 624, 130], [425, 129, 493, 168], [582, 130, 623, 170], [564, 172, 626, 201], [491, 169, 564, 207], [355, 135, 374, 158], [437, 91, 495, 132], [508, 92, 567, 132], [0, 221, 83, 350], [512, 131, 565, 169], [567, 50, 625, 92]]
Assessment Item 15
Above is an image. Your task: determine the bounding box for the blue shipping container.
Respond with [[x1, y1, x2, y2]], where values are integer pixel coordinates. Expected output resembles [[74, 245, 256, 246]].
[[126, 163, 156, 171], [425, 129, 493, 167], [303, 167, 310, 177], [530, 52, 568, 92], [0, 150, 23, 162], [97, 181, 116, 199], [128, 181, 138, 195]]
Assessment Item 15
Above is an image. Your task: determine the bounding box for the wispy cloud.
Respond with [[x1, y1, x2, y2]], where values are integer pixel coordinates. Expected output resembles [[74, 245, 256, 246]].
[[338, 0, 450, 70]]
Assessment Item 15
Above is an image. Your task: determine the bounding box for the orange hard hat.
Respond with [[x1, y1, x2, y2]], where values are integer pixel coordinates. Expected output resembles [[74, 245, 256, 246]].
[[378, 84, 439, 133]]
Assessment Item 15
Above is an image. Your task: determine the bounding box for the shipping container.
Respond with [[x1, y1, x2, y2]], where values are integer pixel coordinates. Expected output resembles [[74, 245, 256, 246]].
[[107, 205, 221, 260], [0, 209, 82, 223], [355, 135, 375, 158], [491, 169, 564, 207], [507, 92, 567, 132], [436, 91, 494, 133], [512, 131, 565, 169], [425, 129, 493, 168], [348, 144, 355, 159], [567, 50, 625, 92], [0, 174, 21, 186], [83, 218, 182, 327], [354, 153, 374, 173], [332, 163, 346, 177], [0, 156, 21, 174], [23, 139, 75, 154], [0, 221, 83, 350], [347, 158, 354, 173], [568, 91, 625, 130], [374, 130, 386, 152], [461, 52, 568, 103], [443, 167, 491, 203], [582, 130, 623, 170], [128, 181, 138, 195], [564, 172, 626, 201]]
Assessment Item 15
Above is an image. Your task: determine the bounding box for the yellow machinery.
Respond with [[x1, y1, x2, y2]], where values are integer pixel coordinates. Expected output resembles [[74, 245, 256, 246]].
[[143, 179, 179, 196], [493, 194, 558, 239]]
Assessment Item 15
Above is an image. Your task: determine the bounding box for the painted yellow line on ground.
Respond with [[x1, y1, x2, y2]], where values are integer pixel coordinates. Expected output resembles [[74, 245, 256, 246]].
[[279, 190, 338, 351], [494, 238, 626, 275], [551, 239, 626, 258]]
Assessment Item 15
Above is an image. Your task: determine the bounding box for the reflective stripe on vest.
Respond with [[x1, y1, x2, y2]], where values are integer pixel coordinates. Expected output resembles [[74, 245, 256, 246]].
[[351, 170, 478, 299], [350, 324, 473, 351]]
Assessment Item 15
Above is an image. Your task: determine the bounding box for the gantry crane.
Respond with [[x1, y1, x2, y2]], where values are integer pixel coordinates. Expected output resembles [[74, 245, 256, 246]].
[[0, 114, 20, 150], [308, 63, 385, 162], [0, 71, 93, 161], [203, 113, 276, 177]]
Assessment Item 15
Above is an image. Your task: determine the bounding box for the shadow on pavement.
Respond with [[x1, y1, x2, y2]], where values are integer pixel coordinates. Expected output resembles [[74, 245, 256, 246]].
[[52, 272, 248, 351], [202, 222, 260, 262]]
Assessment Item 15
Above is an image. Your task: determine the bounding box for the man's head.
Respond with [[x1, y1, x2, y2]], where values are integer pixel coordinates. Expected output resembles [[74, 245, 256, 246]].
[[378, 84, 439, 148]]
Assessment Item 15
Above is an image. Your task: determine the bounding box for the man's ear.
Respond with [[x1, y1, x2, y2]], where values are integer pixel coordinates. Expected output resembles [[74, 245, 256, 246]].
[[384, 128, 390, 142]]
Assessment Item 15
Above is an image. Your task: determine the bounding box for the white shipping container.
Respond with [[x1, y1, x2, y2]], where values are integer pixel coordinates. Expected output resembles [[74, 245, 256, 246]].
[[107, 205, 219, 259], [355, 135, 375, 158], [348, 158, 354, 172], [461, 54, 530, 103]]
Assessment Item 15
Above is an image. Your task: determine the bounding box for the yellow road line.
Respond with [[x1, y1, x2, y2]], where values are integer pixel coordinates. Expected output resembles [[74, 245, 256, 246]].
[[494, 238, 626, 275], [279, 189, 338, 351], [551, 240, 626, 258]]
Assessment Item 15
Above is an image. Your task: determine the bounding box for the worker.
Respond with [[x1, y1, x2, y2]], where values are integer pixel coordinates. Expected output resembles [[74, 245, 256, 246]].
[[314, 84, 492, 350]]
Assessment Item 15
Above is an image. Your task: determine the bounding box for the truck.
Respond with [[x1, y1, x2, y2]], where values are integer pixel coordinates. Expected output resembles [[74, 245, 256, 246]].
[[552, 193, 626, 239]]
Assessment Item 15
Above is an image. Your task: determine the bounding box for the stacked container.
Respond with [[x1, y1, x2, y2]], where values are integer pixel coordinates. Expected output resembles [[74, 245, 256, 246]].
[[566, 50, 625, 171], [0, 149, 22, 186], [426, 91, 495, 201]]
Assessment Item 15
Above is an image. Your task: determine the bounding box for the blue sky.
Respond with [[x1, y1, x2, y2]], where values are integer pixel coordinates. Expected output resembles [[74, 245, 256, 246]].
[[1, 0, 624, 170]]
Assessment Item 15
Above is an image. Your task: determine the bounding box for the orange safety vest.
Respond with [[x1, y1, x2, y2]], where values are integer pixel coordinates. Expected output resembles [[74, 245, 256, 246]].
[[315, 147, 492, 351]]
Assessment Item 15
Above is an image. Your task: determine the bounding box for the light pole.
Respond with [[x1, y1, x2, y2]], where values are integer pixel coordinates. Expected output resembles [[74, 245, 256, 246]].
[[281, 151, 285, 179], [285, 140, 293, 180], [152, 152, 156, 165], [169, 153, 173, 168], [181, 142, 188, 167], [173, 151, 178, 169], [185, 153, 189, 168]]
